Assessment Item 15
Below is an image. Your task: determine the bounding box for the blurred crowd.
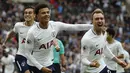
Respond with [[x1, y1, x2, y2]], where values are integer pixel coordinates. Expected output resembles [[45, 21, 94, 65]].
[[0, 0, 130, 73]]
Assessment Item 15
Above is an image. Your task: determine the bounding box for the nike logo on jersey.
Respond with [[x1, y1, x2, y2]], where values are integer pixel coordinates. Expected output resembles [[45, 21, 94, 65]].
[[37, 38, 42, 41], [27, 39, 31, 44], [21, 61, 26, 67], [96, 44, 99, 47]]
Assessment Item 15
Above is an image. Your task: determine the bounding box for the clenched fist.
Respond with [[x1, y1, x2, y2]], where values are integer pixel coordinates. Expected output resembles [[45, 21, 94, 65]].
[[90, 60, 100, 68], [41, 67, 52, 73]]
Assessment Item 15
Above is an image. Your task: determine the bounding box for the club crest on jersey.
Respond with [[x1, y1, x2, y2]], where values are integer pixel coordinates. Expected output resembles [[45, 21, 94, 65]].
[[21, 61, 26, 67], [51, 30, 56, 37], [27, 39, 31, 44]]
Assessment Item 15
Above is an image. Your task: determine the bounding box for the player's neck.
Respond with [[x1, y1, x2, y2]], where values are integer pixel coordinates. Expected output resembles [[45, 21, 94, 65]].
[[25, 20, 34, 26], [107, 39, 114, 44], [93, 28, 102, 35], [39, 22, 48, 29]]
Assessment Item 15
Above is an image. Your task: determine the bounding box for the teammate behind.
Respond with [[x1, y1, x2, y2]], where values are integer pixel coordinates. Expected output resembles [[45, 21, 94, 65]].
[[2, 6, 36, 73], [116, 42, 130, 73], [104, 28, 125, 73]]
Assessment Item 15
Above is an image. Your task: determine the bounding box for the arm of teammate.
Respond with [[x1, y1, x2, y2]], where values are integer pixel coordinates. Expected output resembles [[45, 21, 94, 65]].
[[2, 23, 18, 48], [59, 40, 66, 71], [2, 30, 16, 49], [3, 30, 16, 44], [124, 50, 130, 69], [54, 21, 93, 31], [117, 42, 125, 59], [81, 39, 100, 67], [53, 39, 60, 52], [104, 45, 127, 68], [60, 54, 66, 71]]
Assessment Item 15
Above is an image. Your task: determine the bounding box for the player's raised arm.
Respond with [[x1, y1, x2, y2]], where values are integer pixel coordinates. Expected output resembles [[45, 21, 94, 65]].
[[53, 21, 93, 31], [25, 31, 43, 70]]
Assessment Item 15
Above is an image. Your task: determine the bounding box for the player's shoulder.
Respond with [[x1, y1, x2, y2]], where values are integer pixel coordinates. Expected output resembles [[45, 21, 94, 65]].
[[14, 22, 24, 27], [114, 40, 122, 45], [30, 22, 38, 29], [48, 20, 55, 25], [49, 20, 63, 25], [8, 54, 15, 58], [49, 20, 55, 23], [34, 21, 39, 25], [123, 50, 128, 54], [27, 23, 39, 34], [82, 29, 94, 43], [49, 20, 58, 26], [82, 29, 93, 39], [28, 25, 36, 32]]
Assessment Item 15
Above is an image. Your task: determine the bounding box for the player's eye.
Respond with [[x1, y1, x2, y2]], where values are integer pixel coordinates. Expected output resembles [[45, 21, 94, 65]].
[[24, 11, 33, 14]]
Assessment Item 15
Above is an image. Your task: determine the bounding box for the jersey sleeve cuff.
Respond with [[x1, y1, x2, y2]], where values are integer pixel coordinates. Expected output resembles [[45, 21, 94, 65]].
[[37, 65, 43, 70]]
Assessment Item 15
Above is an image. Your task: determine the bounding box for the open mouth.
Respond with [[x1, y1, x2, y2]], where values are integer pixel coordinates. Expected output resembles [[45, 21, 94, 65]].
[[97, 24, 103, 27]]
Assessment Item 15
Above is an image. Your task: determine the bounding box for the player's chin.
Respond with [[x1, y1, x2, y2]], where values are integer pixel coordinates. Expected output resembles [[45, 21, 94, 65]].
[[25, 18, 31, 21], [44, 19, 50, 22]]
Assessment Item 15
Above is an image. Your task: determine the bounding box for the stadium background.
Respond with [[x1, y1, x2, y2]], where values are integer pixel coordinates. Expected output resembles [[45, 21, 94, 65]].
[[0, 0, 130, 73]]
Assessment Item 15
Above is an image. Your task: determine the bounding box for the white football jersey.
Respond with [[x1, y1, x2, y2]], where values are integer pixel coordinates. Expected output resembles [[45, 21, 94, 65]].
[[116, 50, 130, 72], [25, 21, 93, 70], [104, 40, 124, 70], [81, 29, 115, 73], [13, 22, 36, 57], [1, 55, 15, 73]]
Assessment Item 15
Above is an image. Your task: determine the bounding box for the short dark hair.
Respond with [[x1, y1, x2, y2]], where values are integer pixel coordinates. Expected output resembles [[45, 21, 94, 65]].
[[106, 28, 116, 38], [24, 6, 35, 12], [35, 3, 49, 15]]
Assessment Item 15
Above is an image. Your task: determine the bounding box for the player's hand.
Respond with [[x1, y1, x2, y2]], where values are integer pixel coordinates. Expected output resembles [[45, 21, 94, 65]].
[[117, 54, 124, 59], [124, 65, 129, 69], [90, 60, 100, 68], [53, 39, 60, 52], [41, 67, 52, 73], [117, 60, 127, 68], [55, 45, 60, 52], [2, 43, 6, 49]]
